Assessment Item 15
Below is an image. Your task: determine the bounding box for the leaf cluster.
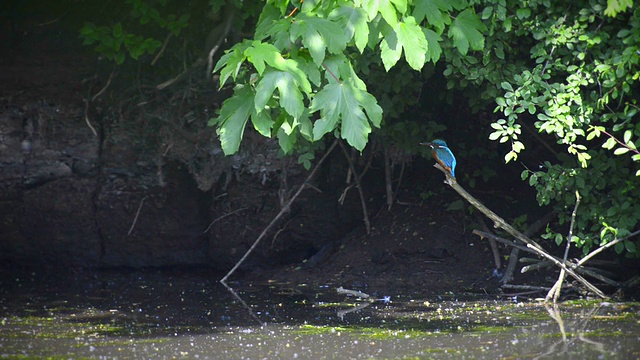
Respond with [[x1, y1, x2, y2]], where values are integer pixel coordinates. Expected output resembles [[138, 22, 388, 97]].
[[439, 0, 640, 256], [211, 0, 489, 159], [79, 0, 193, 64]]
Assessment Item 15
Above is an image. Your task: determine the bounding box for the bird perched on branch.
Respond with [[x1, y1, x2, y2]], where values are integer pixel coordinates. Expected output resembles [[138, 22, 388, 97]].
[[421, 139, 457, 178]]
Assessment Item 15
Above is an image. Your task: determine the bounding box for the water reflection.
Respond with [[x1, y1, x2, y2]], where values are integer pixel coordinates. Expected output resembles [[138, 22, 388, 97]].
[[1, 269, 638, 359]]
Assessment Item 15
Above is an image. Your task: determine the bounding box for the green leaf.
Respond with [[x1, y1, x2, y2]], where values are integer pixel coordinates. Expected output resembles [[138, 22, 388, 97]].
[[448, 9, 487, 56], [277, 126, 296, 154], [244, 41, 281, 76], [215, 43, 249, 88], [602, 137, 616, 149], [423, 28, 442, 63], [254, 69, 305, 119], [251, 106, 273, 137], [614, 147, 630, 155], [624, 240, 636, 253], [310, 81, 383, 151], [380, 28, 401, 70], [395, 16, 429, 70], [516, 8, 531, 19], [113, 22, 124, 38], [364, 0, 399, 26], [331, 5, 369, 53], [605, 0, 634, 17], [505, 150, 517, 163], [555, 233, 563, 246], [380, 16, 429, 71], [212, 86, 254, 155], [500, 82, 513, 91], [290, 13, 347, 66], [115, 52, 125, 64], [413, 0, 452, 32]]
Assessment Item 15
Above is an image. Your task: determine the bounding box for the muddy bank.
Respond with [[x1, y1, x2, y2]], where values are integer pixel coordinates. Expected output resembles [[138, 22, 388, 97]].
[[0, 22, 365, 270]]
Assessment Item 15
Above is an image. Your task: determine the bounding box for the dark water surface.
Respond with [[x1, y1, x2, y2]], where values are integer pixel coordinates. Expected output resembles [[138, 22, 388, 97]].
[[1, 269, 639, 359]]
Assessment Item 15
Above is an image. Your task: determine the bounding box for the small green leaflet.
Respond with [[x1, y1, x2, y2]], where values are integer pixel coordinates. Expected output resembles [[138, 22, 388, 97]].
[[310, 81, 383, 151], [448, 9, 487, 56], [244, 41, 311, 95], [381, 16, 429, 71], [214, 42, 249, 89]]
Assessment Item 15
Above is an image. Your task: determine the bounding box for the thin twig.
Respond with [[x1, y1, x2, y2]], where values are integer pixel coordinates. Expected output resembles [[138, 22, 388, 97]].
[[384, 147, 394, 209], [321, 63, 342, 84], [206, 8, 236, 77], [83, 67, 116, 137], [337, 286, 371, 299], [91, 67, 116, 102], [203, 207, 248, 233], [127, 196, 148, 236], [151, 32, 173, 66], [476, 213, 502, 270], [546, 191, 580, 303], [83, 99, 98, 137], [339, 140, 371, 234], [576, 228, 640, 266], [392, 159, 406, 209], [502, 284, 553, 292], [220, 139, 338, 283]]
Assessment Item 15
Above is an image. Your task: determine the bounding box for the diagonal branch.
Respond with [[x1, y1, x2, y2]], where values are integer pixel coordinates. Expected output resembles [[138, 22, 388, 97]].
[[220, 139, 338, 283], [432, 164, 607, 299]]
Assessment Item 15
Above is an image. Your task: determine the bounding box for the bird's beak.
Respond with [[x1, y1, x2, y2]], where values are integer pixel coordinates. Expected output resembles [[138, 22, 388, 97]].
[[419, 142, 432, 146]]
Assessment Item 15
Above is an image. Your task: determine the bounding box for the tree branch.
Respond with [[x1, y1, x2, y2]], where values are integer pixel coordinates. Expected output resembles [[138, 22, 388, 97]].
[[433, 164, 607, 299], [220, 139, 338, 283], [339, 140, 371, 234]]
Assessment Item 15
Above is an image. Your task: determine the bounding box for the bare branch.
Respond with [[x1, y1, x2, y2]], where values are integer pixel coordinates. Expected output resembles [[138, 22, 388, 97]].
[[220, 139, 338, 283]]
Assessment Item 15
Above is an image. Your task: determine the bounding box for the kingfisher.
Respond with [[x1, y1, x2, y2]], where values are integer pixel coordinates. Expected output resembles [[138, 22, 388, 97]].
[[421, 139, 457, 178]]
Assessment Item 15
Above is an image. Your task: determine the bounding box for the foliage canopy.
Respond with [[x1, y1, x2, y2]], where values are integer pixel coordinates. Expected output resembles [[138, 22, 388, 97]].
[[81, 0, 640, 258]]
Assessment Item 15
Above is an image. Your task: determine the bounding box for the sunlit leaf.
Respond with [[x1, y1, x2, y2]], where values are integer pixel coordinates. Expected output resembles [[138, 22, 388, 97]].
[[395, 16, 429, 70], [211, 86, 254, 154], [290, 13, 347, 66], [310, 81, 383, 150], [614, 147, 630, 155], [448, 9, 487, 55], [331, 5, 369, 53], [254, 69, 305, 119]]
